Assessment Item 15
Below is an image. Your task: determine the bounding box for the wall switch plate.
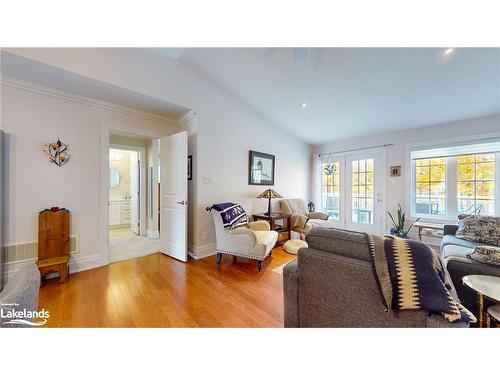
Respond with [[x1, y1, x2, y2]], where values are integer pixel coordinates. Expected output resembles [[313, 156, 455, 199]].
[[203, 176, 214, 184]]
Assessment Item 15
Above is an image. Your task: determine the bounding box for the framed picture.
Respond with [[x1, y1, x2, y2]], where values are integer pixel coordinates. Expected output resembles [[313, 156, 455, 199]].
[[390, 165, 401, 177], [187, 155, 192, 181], [248, 150, 275, 185]]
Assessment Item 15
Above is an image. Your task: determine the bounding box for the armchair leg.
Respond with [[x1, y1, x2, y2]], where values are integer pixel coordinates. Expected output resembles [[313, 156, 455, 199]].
[[257, 260, 263, 271], [216, 252, 222, 264]]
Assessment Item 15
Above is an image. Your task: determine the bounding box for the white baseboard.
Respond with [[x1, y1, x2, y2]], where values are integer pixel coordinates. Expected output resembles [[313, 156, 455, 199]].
[[4, 242, 217, 280], [188, 242, 216, 260], [147, 229, 160, 240], [3, 254, 107, 281], [69, 254, 107, 274]]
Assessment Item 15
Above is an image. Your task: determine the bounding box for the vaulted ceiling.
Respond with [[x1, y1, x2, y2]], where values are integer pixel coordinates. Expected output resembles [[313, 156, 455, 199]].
[[150, 48, 500, 145]]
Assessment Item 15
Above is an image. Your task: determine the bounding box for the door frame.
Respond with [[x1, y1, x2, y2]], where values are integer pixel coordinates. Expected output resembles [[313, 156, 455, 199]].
[[100, 122, 169, 266], [109, 143, 146, 236], [345, 151, 384, 234], [320, 146, 387, 235]]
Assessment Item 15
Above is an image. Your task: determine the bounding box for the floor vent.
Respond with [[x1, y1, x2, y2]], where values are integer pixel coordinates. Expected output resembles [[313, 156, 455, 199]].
[[3, 236, 79, 265]]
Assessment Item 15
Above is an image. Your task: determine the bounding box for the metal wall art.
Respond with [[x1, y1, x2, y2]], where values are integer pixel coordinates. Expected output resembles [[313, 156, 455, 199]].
[[43, 138, 70, 166]]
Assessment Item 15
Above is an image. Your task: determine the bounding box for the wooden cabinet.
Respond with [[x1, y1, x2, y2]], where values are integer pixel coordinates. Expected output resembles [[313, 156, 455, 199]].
[[37, 208, 70, 284]]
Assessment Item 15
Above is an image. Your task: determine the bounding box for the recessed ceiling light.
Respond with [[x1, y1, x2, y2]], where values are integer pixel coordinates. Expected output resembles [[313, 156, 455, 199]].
[[443, 48, 455, 55], [301, 103, 307, 109]]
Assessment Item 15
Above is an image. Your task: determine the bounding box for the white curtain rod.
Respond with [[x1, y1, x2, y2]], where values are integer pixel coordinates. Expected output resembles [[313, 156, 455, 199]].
[[317, 143, 394, 157]]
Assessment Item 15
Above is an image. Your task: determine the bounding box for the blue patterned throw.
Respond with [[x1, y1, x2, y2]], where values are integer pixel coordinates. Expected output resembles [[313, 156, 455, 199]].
[[207, 202, 249, 229], [366, 234, 476, 324]]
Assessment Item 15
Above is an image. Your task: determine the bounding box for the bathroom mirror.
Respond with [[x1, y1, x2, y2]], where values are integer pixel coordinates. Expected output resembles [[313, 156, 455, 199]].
[[109, 168, 120, 188]]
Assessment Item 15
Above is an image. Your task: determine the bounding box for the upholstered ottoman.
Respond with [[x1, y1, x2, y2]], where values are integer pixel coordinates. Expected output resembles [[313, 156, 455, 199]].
[[284, 239, 308, 255]]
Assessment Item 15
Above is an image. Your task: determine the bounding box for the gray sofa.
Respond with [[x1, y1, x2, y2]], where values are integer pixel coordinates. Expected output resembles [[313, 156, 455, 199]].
[[441, 224, 500, 323], [0, 263, 41, 328], [283, 227, 466, 328]]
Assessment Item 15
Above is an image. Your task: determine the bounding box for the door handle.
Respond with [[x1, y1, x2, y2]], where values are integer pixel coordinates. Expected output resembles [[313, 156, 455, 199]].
[[177, 200, 188, 205]]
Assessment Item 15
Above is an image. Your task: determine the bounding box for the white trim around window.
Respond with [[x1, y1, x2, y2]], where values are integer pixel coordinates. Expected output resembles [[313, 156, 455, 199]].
[[405, 131, 500, 222]]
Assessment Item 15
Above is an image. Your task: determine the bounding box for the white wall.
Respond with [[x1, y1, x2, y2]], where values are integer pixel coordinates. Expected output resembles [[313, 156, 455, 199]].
[[2, 48, 311, 260], [312, 113, 500, 233], [0, 83, 180, 272]]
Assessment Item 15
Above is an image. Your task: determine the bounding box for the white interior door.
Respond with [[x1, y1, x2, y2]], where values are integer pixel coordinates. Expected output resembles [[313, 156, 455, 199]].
[[159, 131, 188, 262], [130, 151, 140, 235], [345, 152, 383, 234]]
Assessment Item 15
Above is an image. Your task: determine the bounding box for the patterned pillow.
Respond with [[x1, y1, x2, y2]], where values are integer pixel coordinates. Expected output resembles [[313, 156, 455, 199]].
[[466, 245, 500, 266], [456, 214, 500, 246]]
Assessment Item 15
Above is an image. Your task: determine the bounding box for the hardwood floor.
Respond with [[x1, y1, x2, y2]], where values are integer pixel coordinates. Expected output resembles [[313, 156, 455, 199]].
[[38, 247, 296, 327]]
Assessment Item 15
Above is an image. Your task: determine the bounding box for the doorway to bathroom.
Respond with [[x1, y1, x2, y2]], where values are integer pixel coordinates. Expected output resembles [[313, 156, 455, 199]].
[[109, 147, 143, 240], [107, 132, 152, 263], [103, 124, 189, 265]]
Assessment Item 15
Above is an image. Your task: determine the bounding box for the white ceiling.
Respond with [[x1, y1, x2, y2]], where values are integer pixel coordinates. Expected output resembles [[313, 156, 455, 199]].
[[174, 48, 500, 145], [144, 48, 187, 60]]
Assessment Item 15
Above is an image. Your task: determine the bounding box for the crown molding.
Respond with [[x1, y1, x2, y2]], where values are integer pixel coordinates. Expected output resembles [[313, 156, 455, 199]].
[[178, 109, 197, 126], [0, 77, 181, 126]]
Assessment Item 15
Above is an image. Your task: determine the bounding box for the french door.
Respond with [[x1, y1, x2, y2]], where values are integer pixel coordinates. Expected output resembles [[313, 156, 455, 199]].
[[321, 151, 384, 234]]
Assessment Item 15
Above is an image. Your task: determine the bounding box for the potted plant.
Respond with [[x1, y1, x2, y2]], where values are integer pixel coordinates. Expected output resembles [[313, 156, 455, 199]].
[[387, 204, 420, 238]]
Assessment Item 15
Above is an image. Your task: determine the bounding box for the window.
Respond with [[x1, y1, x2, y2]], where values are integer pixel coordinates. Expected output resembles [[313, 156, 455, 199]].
[[414, 158, 446, 215], [322, 162, 340, 219], [411, 141, 500, 218], [351, 159, 374, 224], [457, 154, 495, 215]]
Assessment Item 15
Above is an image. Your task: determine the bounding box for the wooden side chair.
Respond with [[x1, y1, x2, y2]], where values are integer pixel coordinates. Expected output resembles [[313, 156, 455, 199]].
[[37, 208, 70, 284]]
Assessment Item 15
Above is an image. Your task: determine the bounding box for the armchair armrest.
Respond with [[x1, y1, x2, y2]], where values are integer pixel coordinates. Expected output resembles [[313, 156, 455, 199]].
[[307, 212, 329, 220], [290, 213, 309, 229], [248, 220, 270, 231], [229, 227, 257, 240]]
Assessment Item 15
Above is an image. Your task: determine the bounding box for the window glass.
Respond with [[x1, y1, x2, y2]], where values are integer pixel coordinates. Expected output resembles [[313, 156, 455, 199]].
[[351, 159, 374, 224], [457, 154, 495, 215], [322, 162, 340, 220], [414, 158, 446, 215]]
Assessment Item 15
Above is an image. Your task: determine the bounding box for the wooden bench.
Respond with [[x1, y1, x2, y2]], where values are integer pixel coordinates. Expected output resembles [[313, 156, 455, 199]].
[[37, 208, 70, 284]]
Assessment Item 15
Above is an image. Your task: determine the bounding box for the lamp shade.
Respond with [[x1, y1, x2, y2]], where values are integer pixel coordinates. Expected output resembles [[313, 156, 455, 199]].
[[256, 189, 283, 199], [257, 189, 283, 216]]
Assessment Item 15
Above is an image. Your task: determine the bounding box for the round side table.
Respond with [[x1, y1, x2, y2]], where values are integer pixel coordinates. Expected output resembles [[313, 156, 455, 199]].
[[486, 305, 500, 328], [463, 275, 500, 328]]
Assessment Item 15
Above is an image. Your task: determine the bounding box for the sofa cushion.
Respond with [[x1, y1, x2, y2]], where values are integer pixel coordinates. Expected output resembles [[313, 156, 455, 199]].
[[305, 227, 371, 262], [442, 244, 472, 259], [455, 214, 500, 246], [466, 245, 500, 266], [441, 234, 485, 251]]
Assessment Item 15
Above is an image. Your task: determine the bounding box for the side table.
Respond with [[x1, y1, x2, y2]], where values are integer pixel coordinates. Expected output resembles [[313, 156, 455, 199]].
[[463, 275, 500, 327], [413, 221, 445, 241]]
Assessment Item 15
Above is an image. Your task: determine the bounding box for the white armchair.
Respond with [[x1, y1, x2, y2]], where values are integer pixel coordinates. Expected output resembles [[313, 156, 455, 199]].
[[211, 211, 278, 271]]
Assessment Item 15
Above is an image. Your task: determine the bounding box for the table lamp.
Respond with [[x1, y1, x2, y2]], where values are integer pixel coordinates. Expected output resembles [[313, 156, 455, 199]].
[[257, 188, 283, 216]]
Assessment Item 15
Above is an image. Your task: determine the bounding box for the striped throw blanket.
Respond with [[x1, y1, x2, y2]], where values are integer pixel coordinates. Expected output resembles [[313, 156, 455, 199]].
[[366, 234, 476, 323], [207, 202, 249, 229]]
